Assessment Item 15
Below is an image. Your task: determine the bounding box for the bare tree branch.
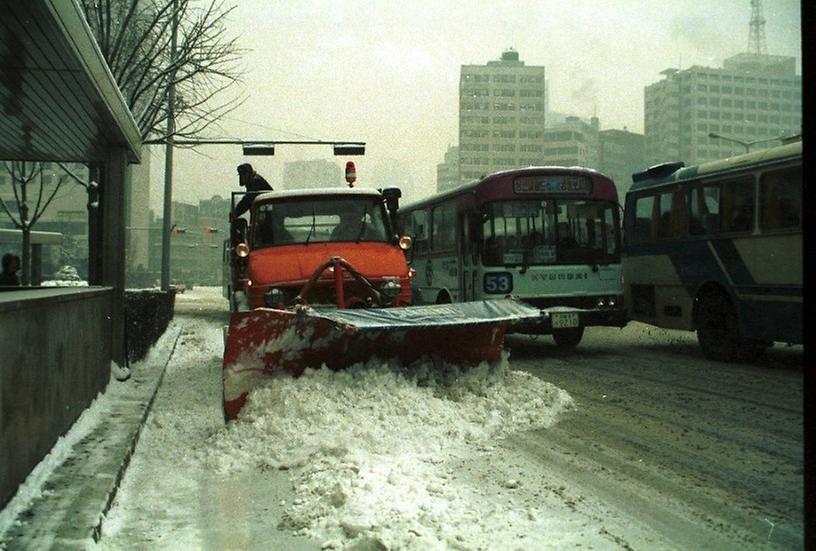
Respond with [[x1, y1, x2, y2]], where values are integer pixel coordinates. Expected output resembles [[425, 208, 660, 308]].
[[81, 0, 245, 141], [30, 174, 66, 227], [55, 162, 91, 190]]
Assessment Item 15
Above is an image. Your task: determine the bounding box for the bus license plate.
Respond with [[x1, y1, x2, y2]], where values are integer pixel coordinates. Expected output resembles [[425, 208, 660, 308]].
[[551, 312, 579, 329]]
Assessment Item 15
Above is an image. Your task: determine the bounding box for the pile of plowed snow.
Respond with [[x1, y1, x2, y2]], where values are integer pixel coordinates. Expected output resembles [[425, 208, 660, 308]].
[[202, 353, 573, 549]]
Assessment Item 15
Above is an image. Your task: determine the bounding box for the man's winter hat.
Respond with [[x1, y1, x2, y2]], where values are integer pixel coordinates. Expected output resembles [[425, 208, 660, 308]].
[[237, 163, 253, 174]]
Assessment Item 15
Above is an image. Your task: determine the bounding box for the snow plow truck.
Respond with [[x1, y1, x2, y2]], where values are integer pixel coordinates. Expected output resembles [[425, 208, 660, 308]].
[[222, 183, 541, 419]]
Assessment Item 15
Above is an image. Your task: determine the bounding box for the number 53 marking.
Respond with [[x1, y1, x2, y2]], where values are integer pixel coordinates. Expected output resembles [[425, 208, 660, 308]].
[[484, 272, 513, 294]]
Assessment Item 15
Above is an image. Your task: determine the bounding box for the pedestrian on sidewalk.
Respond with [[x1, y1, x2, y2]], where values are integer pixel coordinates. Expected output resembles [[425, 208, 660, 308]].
[[0, 253, 20, 286]]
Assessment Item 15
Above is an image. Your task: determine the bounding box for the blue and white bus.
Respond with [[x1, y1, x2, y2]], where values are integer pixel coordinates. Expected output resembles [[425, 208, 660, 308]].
[[622, 139, 802, 361], [399, 166, 626, 348]]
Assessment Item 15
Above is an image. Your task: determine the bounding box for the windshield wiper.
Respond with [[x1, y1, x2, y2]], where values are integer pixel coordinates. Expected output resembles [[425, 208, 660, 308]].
[[355, 203, 369, 243], [305, 207, 316, 245]]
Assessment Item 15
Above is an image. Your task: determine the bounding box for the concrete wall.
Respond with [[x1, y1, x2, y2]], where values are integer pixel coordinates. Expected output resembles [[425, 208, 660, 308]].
[[0, 288, 112, 508]]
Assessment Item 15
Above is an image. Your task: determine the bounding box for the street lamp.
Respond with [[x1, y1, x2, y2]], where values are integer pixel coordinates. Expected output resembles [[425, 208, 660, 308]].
[[708, 132, 785, 153]]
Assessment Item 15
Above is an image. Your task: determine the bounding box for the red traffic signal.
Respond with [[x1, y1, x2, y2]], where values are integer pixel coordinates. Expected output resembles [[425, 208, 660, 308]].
[[345, 161, 356, 187]]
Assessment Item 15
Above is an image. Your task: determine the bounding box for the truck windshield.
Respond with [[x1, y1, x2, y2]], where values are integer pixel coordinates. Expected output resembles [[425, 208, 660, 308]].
[[482, 199, 619, 266], [252, 196, 390, 247]]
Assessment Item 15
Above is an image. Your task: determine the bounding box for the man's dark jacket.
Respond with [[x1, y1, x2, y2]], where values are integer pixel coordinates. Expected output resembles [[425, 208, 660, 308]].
[[234, 174, 272, 217]]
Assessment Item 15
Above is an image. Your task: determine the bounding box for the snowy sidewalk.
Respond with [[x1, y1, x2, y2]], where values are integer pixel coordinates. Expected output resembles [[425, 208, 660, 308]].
[[0, 326, 181, 550]]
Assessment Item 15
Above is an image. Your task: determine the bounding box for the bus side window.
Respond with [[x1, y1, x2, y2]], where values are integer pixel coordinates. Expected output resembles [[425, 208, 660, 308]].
[[690, 184, 720, 235], [702, 185, 720, 233], [760, 166, 801, 230], [669, 189, 688, 238], [633, 195, 655, 242], [412, 210, 429, 253], [656, 192, 673, 239], [721, 177, 755, 233], [431, 202, 456, 252], [460, 213, 469, 264]]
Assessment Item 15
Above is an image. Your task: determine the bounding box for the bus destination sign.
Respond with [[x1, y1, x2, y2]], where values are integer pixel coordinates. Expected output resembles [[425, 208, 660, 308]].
[[513, 175, 592, 195]]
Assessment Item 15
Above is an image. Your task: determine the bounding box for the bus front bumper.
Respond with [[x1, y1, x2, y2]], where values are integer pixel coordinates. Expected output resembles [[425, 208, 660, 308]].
[[510, 306, 628, 335]]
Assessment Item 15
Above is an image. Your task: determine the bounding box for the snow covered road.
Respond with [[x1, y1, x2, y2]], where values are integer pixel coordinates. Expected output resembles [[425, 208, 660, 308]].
[[90, 287, 802, 550]]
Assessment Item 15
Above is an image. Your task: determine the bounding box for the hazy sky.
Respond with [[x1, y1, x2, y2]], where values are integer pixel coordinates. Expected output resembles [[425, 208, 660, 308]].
[[152, 0, 801, 210]]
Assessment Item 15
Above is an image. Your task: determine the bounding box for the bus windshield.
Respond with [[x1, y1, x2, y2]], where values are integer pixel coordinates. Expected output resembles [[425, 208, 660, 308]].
[[482, 199, 619, 266], [252, 196, 389, 247]]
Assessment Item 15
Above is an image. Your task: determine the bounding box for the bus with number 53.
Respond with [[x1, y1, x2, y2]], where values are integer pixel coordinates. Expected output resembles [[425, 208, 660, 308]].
[[399, 166, 627, 348], [622, 139, 802, 361]]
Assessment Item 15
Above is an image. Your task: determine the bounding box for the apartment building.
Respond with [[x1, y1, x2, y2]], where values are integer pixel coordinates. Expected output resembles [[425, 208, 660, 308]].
[[459, 49, 547, 184], [644, 53, 801, 165]]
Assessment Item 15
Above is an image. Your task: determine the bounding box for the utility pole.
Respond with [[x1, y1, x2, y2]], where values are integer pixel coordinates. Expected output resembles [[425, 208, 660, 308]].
[[160, 0, 178, 291]]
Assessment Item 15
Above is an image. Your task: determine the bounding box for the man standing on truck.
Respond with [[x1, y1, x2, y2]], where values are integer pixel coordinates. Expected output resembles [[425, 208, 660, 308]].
[[231, 163, 272, 220]]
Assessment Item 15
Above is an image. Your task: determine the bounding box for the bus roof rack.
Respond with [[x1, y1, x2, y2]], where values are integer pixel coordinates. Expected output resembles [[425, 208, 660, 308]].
[[632, 161, 685, 183]]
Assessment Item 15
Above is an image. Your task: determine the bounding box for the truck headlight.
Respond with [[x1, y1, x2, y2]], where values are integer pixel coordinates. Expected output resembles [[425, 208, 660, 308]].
[[265, 287, 286, 307], [380, 277, 401, 292]]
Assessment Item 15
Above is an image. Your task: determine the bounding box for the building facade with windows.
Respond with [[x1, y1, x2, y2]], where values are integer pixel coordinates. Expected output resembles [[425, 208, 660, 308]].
[[459, 49, 547, 184], [436, 145, 459, 193], [598, 128, 646, 200], [644, 53, 801, 166], [538, 116, 600, 169]]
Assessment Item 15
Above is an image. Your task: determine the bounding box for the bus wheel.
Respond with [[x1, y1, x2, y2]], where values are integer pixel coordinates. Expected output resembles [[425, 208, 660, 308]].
[[695, 292, 763, 361], [553, 327, 584, 348], [696, 292, 737, 361]]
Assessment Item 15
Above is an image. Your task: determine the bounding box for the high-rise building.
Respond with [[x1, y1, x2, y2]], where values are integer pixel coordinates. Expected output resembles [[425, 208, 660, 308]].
[[644, 53, 801, 166], [538, 116, 600, 168], [459, 49, 547, 184], [436, 145, 459, 193], [598, 129, 646, 200]]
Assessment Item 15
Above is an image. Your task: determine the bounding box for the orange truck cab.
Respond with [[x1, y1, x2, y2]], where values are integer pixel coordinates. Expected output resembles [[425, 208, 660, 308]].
[[225, 187, 412, 311]]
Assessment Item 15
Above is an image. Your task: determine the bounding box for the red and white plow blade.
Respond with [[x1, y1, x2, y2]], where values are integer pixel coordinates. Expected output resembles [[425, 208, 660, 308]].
[[222, 300, 541, 420]]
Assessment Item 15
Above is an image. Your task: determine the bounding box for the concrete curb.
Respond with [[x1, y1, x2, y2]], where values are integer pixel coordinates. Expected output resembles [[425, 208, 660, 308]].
[[92, 328, 182, 542], [0, 328, 182, 550]]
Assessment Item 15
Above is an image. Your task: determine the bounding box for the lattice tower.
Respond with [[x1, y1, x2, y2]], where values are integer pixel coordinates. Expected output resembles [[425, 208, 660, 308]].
[[748, 0, 768, 54]]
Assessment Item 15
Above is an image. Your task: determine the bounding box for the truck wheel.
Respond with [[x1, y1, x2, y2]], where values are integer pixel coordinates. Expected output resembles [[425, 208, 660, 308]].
[[553, 327, 584, 348]]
